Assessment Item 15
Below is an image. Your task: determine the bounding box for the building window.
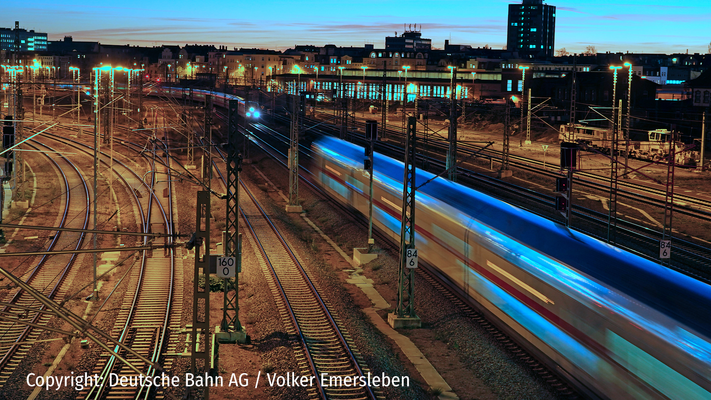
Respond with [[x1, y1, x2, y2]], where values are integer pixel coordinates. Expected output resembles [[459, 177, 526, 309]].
[[517, 80, 523, 91], [507, 80, 512, 91], [695, 90, 701, 103], [704, 90, 711, 104]]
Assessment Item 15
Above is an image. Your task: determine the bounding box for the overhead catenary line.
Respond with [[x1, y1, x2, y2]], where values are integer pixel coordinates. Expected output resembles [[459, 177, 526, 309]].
[[0, 223, 176, 237], [0, 244, 168, 258]]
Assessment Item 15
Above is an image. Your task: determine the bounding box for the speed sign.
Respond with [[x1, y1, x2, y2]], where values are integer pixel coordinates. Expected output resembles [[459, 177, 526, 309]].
[[406, 248, 418, 269], [216, 257, 237, 278]]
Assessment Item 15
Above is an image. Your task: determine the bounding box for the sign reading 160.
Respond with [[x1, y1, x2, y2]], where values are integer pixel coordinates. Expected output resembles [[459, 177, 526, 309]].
[[217, 257, 237, 278]]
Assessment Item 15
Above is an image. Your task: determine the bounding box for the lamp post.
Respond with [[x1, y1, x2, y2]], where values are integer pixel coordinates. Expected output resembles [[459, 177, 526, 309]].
[[471, 71, 477, 99], [90, 66, 105, 300], [623, 62, 633, 178], [313, 66, 318, 91], [70, 66, 80, 127], [402, 66, 411, 134], [518, 66, 530, 144], [402, 65, 410, 103], [447, 66, 458, 181], [609, 65, 623, 132], [338, 66, 345, 99], [361, 65, 368, 99]]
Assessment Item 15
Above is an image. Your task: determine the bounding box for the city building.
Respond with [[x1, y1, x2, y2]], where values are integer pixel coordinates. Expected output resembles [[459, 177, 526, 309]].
[[688, 70, 711, 108], [507, 0, 556, 59], [385, 27, 431, 52], [0, 21, 48, 52]]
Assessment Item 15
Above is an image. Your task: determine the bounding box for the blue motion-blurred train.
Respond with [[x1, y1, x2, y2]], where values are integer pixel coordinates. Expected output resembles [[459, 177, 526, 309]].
[[146, 86, 261, 120], [52, 83, 261, 120], [312, 136, 711, 399]]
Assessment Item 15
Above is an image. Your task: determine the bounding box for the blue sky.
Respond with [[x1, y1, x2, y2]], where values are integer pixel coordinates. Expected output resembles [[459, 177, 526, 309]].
[[3, 0, 710, 54]]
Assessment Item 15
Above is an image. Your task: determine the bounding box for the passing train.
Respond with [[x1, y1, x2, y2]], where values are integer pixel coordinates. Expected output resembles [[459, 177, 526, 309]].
[[145, 86, 262, 120], [559, 124, 699, 166], [50, 83, 262, 120], [312, 136, 711, 399]]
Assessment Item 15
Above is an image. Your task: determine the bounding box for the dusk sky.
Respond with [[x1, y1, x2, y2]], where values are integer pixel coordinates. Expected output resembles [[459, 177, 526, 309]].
[[4, 0, 711, 54]]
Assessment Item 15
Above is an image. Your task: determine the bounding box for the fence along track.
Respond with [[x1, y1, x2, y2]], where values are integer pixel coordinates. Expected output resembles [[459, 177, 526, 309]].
[[0, 140, 90, 387]]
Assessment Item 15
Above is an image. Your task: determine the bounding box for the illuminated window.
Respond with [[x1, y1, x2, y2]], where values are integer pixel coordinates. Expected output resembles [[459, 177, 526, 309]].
[[507, 79, 512, 91]]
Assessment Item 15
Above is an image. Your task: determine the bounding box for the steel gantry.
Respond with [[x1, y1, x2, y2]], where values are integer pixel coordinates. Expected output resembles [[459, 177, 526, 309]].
[[389, 116, 421, 329], [661, 132, 676, 264], [7, 67, 24, 188], [203, 94, 213, 187], [446, 67, 458, 182], [381, 61, 388, 141], [499, 97, 512, 178], [191, 191, 211, 399], [219, 100, 249, 344], [286, 93, 304, 213], [607, 99, 622, 244]]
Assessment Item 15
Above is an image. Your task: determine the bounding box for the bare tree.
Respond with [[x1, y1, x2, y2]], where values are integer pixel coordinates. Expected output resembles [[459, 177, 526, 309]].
[[556, 48, 570, 57], [708, 41, 711, 54], [582, 45, 597, 56]]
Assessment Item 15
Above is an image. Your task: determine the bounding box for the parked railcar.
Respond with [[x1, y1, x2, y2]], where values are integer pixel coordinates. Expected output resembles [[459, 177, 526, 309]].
[[313, 136, 711, 399], [559, 124, 699, 166]]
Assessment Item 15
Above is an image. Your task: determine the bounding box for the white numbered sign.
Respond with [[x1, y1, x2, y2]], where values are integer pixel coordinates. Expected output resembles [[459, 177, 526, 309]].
[[216, 257, 237, 278], [406, 248, 418, 269], [659, 240, 671, 259]]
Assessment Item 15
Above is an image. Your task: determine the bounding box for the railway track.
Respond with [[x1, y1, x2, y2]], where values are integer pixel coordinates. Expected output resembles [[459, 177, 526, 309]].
[[239, 179, 378, 400], [200, 136, 378, 399], [35, 131, 180, 400], [78, 135, 175, 400], [0, 140, 90, 387]]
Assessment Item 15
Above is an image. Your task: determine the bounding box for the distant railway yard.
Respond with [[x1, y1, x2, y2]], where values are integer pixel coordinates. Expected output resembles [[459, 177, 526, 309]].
[[0, 83, 710, 400]]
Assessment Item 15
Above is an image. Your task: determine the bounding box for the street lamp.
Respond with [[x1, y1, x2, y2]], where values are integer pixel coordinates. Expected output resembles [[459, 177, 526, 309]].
[[471, 71, 477, 99], [402, 66, 411, 102], [623, 62, 633, 178], [69, 66, 80, 126], [338, 66, 345, 99], [609, 65, 623, 132], [361, 66, 368, 101]]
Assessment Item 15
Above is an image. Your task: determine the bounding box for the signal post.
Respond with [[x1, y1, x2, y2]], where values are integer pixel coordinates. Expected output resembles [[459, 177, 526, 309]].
[[388, 116, 421, 329], [556, 142, 578, 227], [353, 120, 378, 266]]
